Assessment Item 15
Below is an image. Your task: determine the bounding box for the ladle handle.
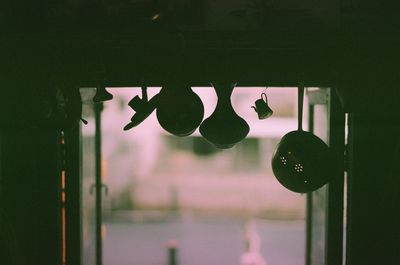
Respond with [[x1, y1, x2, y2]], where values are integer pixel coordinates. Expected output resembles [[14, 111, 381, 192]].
[[298, 85, 304, 131], [141, 86, 148, 102]]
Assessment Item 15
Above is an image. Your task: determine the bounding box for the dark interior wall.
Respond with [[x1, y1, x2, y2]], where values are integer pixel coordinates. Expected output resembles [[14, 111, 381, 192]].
[[0, 128, 62, 265], [0, 1, 399, 264], [346, 111, 400, 265], [343, 40, 400, 264]]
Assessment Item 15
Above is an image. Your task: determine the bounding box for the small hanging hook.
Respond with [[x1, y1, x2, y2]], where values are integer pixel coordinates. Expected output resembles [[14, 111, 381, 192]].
[[80, 118, 88, 125], [261, 92, 268, 103]]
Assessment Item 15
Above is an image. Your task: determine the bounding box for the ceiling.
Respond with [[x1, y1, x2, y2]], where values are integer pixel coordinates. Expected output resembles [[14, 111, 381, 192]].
[[0, 0, 398, 89]]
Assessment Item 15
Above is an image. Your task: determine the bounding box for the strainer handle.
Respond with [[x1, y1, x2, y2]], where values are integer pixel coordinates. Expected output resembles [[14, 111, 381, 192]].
[[298, 84, 304, 131]]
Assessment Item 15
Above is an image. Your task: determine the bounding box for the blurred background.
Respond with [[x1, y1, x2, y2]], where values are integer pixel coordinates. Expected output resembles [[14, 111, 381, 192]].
[[81, 87, 306, 265]]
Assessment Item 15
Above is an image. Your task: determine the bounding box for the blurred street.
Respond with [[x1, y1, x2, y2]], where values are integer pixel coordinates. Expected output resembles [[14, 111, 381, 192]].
[[103, 215, 304, 265]]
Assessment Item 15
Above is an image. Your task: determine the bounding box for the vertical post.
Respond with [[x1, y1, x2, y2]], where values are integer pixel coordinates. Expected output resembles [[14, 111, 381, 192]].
[[167, 240, 179, 265], [305, 104, 314, 265], [94, 102, 103, 265], [326, 89, 345, 265], [305, 88, 345, 265], [64, 126, 82, 265], [169, 186, 179, 212]]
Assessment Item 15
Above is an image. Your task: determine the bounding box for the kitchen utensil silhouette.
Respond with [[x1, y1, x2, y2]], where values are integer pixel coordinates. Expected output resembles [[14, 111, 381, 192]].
[[252, 92, 273, 119], [156, 84, 204, 136], [124, 87, 158, 131], [93, 86, 113, 103], [199, 83, 249, 149], [271, 85, 334, 193]]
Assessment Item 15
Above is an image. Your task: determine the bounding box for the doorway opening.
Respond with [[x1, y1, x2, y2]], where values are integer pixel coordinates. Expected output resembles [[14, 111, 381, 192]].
[[81, 87, 308, 265]]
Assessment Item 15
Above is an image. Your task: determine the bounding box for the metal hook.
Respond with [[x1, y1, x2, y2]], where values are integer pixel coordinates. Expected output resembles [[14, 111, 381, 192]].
[[261, 92, 268, 103]]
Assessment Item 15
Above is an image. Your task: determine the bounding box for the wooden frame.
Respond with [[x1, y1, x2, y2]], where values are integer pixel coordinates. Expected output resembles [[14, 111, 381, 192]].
[[306, 88, 345, 265]]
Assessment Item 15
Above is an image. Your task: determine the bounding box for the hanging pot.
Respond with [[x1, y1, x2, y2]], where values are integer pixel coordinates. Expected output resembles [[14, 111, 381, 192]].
[[156, 84, 204, 137], [271, 85, 334, 193], [199, 83, 249, 149]]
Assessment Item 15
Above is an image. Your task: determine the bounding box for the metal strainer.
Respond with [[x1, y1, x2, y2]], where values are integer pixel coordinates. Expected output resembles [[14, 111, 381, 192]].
[[271, 86, 334, 193]]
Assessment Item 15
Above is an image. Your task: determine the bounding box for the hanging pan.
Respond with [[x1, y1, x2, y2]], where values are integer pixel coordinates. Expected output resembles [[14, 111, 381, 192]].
[[271, 85, 335, 193]]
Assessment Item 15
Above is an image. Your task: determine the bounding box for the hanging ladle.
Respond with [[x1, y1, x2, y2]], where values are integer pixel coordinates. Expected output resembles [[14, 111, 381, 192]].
[[271, 85, 334, 193]]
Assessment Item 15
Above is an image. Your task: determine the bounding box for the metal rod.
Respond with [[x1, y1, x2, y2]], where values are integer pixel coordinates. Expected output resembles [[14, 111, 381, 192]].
[[298, 85, 305, 131], [305, 104, 314, 265], [94, 102, 103, 265]]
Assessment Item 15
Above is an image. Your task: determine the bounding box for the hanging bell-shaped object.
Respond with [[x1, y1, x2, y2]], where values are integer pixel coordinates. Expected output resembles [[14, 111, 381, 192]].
[[156, 83, 204, 137], [93, 86, 113, 102], [199, 83, 249, 149]]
